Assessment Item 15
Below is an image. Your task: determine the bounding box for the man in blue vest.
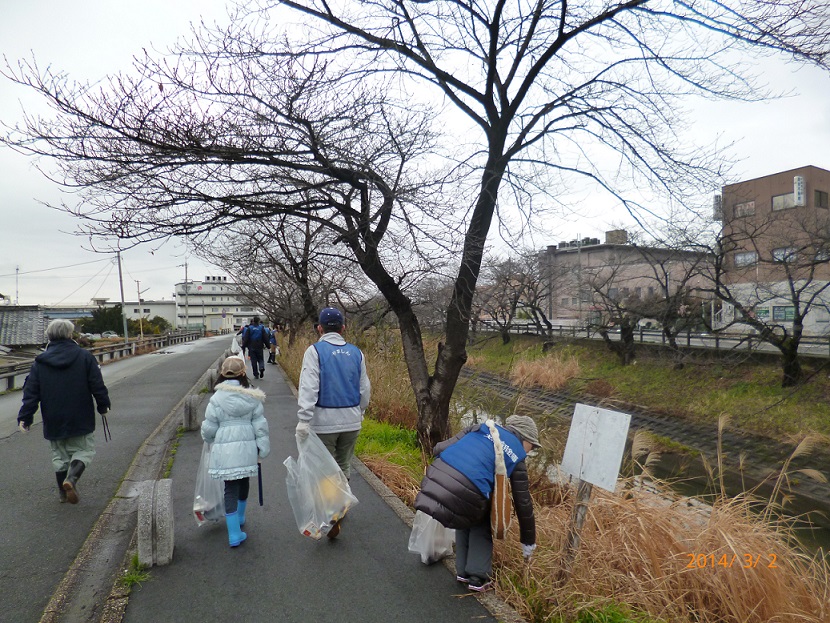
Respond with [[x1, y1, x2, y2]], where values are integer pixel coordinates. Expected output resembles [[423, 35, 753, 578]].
[[241, 316, 269, 379], [295, 307, 371, 538]]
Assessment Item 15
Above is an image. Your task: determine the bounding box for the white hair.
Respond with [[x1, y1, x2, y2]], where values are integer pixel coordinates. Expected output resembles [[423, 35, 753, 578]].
[[46, 319, 75, 341]]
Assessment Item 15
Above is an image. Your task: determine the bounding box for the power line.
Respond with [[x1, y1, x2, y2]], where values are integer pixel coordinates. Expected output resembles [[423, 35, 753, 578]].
[[0, 258, 111, 278]]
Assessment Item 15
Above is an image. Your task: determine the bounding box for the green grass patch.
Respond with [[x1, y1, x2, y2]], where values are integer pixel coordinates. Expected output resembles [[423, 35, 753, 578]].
[[119, 553, 151, 590], [468, 334, 830, 441], [569, 603, 665, 623], [355, 418, 422, 479]]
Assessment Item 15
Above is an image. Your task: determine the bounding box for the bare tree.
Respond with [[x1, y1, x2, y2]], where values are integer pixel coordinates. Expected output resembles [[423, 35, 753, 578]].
[[199, 215, 374, 343], [475, 256, 526, 345], [4, 1, 829, 447], [707, 209, 830, 386]]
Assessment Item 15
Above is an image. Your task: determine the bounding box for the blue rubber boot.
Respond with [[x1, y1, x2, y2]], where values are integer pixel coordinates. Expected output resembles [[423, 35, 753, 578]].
[[237, 500, 247, 527], [225, 512, 247, 547]]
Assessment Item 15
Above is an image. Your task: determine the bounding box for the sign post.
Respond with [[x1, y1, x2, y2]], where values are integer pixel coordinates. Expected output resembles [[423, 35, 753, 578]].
[[557, 403, 631, 584]]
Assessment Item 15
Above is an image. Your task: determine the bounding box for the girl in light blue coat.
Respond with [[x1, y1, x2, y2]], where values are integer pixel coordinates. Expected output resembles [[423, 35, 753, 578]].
[[201, 356, 270, 547]]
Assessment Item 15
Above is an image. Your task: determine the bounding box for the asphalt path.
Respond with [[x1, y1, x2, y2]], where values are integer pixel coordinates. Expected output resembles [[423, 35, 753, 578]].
[[122, 358, 501, 623], [0, 335, 230, 623]]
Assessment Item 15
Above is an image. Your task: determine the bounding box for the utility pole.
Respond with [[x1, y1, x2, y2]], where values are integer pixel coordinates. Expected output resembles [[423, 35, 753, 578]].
[[184, 261, 189, 331], [135, 280, 149, 339], [15, 265, 19, 305], [117, 251, 129, 343]]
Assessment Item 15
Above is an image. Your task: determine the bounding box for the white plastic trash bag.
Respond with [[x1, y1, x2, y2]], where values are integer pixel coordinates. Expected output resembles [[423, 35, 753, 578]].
[[230, 335, 242, 354], [408, 510, 455, 564], [284, 431, 359, 540], [193, 442, 224, 525]]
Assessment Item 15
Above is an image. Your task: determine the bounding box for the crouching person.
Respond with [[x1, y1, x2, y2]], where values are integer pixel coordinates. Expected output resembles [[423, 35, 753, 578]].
[[17, 319, 112, 504], [414, 415, 540, 592]]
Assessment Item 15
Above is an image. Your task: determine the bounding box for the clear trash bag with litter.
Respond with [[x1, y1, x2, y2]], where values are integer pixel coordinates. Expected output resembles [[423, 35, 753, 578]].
[[193, 442, 224, 525], [284, 431, 358, 539]]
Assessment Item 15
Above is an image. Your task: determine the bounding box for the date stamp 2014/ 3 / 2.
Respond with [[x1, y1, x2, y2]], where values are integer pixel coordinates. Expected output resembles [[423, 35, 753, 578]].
[[685, 554, 778, 569]]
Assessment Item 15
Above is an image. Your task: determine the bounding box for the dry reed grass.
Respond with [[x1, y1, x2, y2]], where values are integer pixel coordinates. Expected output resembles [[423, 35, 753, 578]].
[[510, 352, 581, 392], [363, 453, 830, 623], [493, 479, 830, 623], [362, 457, 422, 508]]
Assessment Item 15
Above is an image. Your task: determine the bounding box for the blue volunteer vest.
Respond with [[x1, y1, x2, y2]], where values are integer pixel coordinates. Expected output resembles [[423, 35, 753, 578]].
[[439, 424, 526, 499], [246, 324, 265, 349], [312, 341, 363, 408]]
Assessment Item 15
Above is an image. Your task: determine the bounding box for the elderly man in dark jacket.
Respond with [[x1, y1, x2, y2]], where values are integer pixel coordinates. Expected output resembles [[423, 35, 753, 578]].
[[18, 319, 111, 504], [414, 414, 539, 592]]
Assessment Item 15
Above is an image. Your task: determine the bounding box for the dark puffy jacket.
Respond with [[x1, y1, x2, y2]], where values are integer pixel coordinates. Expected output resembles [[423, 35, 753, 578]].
[[17, 339, 111, 440], [414, 424, 536, 545]]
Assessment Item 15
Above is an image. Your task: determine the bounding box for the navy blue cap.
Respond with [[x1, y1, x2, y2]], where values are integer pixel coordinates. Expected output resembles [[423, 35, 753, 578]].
[[319, 307, 344, 328]]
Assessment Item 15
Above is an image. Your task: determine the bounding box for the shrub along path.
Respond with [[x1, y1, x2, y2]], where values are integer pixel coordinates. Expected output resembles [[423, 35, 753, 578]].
[[459, 368, 830, 543]]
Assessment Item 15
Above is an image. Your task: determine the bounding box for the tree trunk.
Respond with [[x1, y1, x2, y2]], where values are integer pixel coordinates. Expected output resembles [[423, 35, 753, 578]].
[[500, 330, 511, 345], [664, 329, 685, 370], [780, 339, 803, 387]]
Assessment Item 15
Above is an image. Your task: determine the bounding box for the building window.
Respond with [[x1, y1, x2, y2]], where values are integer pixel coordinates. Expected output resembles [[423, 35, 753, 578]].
[[561, 297, 569, 306], [772, 247, 797, 263], [608, 287, 620, 300], [735, 251, 758, 267], [647, 286, 655, 297], [571, 297, 578, 305], [635, 287, 642, 297], [734, 201, 756, 217], [772, 192, 795, 211], [773, 306, 795, 321], [212, 307, 219, 312], [816, 190, 829, 209], [143, 308, 150, 313], [133, 308, 140, 313]]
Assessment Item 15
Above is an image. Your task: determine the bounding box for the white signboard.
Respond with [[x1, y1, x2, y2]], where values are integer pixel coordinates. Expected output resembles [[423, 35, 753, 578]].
[[794, 175, 806, 207], [560, 403, 631, 493]]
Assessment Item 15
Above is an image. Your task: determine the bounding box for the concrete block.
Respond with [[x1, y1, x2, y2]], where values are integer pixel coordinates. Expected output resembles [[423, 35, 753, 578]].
[[207, 368, 218, 389], [183, 394, 201, 431], [137, 479, 175, 567]]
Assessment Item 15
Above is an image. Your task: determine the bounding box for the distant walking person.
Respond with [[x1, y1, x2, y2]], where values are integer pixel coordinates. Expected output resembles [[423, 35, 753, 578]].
[[241, 316, 268, 379], [17, 319, 111, 504], [267, 325, 278, 364], [201, 356, 270, 548], [295, 307, 370, 538]]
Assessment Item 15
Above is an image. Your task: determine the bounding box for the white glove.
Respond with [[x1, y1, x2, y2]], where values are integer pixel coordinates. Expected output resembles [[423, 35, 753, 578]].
[[18, 421, 29, 433], [522, 543, 537, 560], [295, 421, 310, 439]]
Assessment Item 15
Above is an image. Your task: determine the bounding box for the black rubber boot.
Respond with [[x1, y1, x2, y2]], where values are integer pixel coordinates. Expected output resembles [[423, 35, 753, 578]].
[[62, 460, 86, 504], [56, 471, 68, 503]]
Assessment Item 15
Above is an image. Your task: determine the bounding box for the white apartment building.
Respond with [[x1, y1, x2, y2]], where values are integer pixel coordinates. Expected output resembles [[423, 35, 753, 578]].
[[174, 275, 257, 331]]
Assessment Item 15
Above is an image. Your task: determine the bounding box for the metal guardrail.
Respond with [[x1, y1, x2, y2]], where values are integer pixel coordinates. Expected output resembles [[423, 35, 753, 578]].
[[482, 321, 830, 358], [0, 331, 202, 391]]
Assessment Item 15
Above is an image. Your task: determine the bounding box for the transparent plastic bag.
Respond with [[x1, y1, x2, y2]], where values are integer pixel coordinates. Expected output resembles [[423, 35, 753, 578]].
[[230, 335, 242, 354], [284, 431, 359, 540], [408, 510, 455, 564], [193, 442, 224, 526]]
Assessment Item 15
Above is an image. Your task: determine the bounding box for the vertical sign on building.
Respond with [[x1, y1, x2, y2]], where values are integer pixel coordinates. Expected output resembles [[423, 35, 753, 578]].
[[794, 176, 806, 207], [712, 194, 723, 220]]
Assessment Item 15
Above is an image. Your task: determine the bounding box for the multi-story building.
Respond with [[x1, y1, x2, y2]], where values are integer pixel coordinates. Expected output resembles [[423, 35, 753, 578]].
[[544, 230, 712, 326], [716, 165, 830, 333], [174, 275, 258, 331]]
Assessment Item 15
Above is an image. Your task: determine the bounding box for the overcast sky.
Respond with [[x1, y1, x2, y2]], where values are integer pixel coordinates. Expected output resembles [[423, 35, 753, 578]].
[[1, 1, 829, 306]]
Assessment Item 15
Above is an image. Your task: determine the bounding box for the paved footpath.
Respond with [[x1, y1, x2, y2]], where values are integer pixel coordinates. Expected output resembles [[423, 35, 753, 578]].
[[122, 353, 510, 623], [0, 336, 231, 623]]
